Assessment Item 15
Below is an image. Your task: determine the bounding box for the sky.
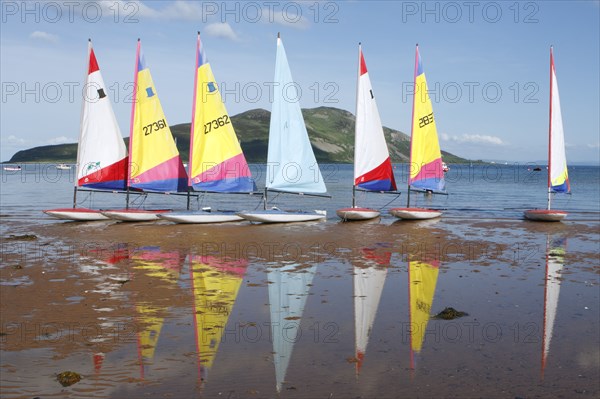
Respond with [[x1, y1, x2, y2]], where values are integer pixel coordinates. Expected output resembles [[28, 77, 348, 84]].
[[1, 0, 599, 163]]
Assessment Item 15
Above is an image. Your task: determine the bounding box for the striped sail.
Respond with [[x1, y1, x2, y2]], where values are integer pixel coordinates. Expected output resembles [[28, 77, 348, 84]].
[[542, 235, 565, 375], [549, 48, 570, 194], [269, 264, 316, 392], [409, 46, 445, 193], [77, 40, 127, 190], [189, 33, 255, 192], [128, 40, 187, 192], [354, 45, 396, 191], [266, 36, 326, 194], [409, 257, 439, 363], [190, 255, 247, 382]]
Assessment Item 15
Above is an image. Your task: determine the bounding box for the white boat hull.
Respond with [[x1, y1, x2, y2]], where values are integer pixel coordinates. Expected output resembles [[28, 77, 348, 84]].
[[101, 209, 171, 222], [237, 209, 326, 223], [524, 209, 567, 222], [389, 207, 442, 220], [336, 207, 380, 221], [158, 211, 243, 224], [44, 208, 110, 221]]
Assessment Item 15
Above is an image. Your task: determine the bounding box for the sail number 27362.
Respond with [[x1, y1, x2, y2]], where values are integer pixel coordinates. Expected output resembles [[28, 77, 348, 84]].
[[204, 115, 230, 134]]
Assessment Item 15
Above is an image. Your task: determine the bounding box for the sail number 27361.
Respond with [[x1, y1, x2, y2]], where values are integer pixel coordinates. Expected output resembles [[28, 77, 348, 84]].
[[143, 119, 167, 136], [204, 115, 230, 134]]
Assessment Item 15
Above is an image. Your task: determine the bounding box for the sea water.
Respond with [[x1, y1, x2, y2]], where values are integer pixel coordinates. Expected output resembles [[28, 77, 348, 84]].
[[1, 163, 599, 232]]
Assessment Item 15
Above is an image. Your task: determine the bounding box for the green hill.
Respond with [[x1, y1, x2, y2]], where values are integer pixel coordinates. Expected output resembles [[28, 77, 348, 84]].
[[7, 106, 468, 163]]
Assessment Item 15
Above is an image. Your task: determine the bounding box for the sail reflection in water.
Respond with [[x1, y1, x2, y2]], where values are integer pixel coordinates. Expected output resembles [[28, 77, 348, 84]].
[[542, 234, 566, 377], [408, 248, 441, 372], [189, 254, 248, 386], [354, 246, 391, 375], [132, 247, 185, 379], [269, 263, 317, 392]]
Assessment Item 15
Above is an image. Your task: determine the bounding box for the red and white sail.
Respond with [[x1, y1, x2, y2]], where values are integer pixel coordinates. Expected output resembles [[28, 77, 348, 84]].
[[354, 44, 396, 192], [76, 40, 127, 190]]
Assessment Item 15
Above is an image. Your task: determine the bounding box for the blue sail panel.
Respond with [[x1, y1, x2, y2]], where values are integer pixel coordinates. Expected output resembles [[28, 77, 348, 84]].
[[266, 38, 327, 194]]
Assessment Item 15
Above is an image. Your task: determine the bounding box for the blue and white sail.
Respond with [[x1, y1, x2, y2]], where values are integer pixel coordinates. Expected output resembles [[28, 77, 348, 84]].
[[266, 36, 326, 194], [269, 263, 316, 392]]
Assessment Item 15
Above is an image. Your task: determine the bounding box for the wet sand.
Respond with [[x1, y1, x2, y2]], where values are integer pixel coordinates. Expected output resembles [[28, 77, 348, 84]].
[[1, 218, 599, 398]]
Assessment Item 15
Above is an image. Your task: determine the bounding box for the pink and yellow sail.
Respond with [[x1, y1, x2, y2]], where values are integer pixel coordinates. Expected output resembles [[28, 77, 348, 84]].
[[354, 44, 396, 191], [77, 40, 128, 190], [189, 33, 255, 192], [409, 45, 445, 193], [128, 39, 187, 192]]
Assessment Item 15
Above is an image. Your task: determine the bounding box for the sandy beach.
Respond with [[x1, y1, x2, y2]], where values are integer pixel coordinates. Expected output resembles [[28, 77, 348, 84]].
[[1, 217, 598, 398]]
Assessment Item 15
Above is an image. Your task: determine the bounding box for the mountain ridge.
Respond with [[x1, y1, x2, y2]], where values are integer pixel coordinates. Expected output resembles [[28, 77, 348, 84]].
[[6, 107, 468, 164]]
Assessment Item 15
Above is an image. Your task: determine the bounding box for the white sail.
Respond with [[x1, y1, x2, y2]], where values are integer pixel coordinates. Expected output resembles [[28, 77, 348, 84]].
[[549, 48, 570, 193], [542, 235, 565, 374], [354, 44, 396, 191], [354, 265, 387, 374], [266, 36, 326, 194], [268, 263, 316, 392], [77, 40, 127, 189]]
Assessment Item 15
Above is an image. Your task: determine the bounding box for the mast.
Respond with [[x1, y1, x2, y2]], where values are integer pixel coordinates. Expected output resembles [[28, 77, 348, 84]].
[[352, 43, 362, 208], [187, 32, 201, 210], [126, 38, 141, 210], [407, 44, 419, 208], [547, 46, 554, 211]]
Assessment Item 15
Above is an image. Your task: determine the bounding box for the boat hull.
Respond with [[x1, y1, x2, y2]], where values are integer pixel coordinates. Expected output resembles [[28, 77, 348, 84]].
[[389, 207, 442, 220], [524, 209, 567, 222], [158, 211, 243, 224], [237, 209, 326, 223], [101, 209, 171, 222], [44, 208, 110, 221], [336, 207, 380, 221]]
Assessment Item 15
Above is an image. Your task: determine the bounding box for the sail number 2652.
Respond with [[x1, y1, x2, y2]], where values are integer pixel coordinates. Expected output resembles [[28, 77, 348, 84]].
[[143, 119, 167, 136], [204, 115, 230, 134]]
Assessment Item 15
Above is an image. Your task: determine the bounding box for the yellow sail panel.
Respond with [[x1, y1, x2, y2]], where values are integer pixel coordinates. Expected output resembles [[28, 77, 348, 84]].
[[409, 260, 439, 353], [189, 35, 254, 192], [136, 305, 166, 361], [409, 46, 445, 192], [129, 43, 186, 192], [191, 258, 246, 369]]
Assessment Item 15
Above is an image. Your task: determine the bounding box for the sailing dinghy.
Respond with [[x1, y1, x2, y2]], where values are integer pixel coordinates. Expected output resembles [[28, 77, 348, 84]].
[[44, 39, 128, 221], [337, 43, 399, 221], [390, 45, 447, 220], [159, 33, 256, 224], [524, 47, 570, 222], [237, 33, 328, 223], [102, 39, 188, 222]]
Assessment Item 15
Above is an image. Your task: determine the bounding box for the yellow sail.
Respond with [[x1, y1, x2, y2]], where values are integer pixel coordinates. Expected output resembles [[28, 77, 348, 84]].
[[190, 256, 247, 372], [409, 259, 439, 354]]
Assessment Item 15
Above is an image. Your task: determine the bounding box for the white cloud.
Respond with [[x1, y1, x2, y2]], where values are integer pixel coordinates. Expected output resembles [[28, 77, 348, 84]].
[[30, 31, 59, 43], [265, 6, 310, 29], [205, 22, 239, 41], [46, 136, 73, 145], [441, 133, 506, 146], [3, 135, 28, 145], [587, 142, 600, 149]]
